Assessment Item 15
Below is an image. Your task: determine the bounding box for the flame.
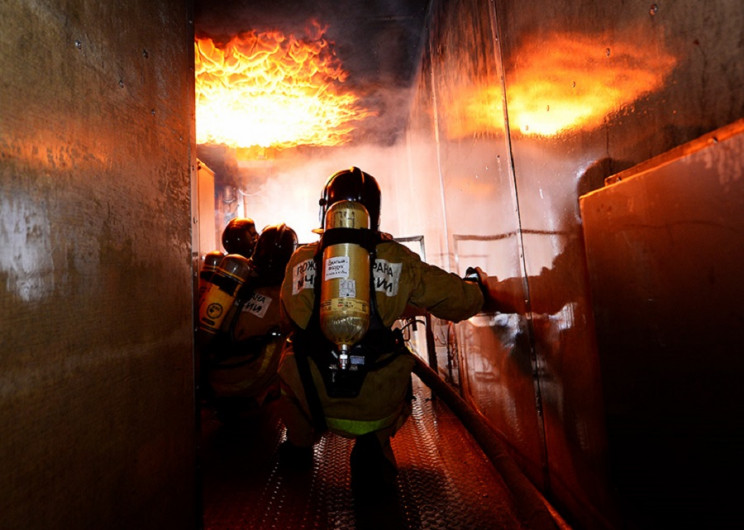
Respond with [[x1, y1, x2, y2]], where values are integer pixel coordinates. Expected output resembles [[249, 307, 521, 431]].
[[195, 23, 373, 150], [444, 85, 505, 139], [444, 31, 677, 138]]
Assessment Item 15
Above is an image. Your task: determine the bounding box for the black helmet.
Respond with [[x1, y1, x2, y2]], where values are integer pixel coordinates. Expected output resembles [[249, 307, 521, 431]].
[[319, 167, 381, 231], [222, 218, 259, 257], [252, 223, 298, 284]]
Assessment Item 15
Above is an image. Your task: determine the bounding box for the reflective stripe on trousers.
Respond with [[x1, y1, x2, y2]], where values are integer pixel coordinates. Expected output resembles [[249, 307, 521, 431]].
[[325, 408, 400, 436]]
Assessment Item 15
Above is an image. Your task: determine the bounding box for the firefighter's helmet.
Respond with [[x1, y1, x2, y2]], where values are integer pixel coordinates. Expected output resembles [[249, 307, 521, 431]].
[[319, 167, 381, 231], [222, 218, 259, 257], [252, 223, 298, 284]]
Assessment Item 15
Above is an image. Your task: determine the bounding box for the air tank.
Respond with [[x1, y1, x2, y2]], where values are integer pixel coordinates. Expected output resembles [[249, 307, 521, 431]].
[[197, 254, 254, 337], [197, 250, 225, 304], [319, 200, 371, 369]]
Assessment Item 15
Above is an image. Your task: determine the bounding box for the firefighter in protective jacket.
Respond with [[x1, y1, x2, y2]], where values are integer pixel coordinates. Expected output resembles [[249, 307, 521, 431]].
[[277, 167, 487, 504], [201, 223, 298, 421]]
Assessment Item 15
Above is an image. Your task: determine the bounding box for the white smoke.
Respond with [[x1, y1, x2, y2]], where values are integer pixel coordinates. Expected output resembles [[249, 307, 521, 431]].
[[235, 142, 410, 244]]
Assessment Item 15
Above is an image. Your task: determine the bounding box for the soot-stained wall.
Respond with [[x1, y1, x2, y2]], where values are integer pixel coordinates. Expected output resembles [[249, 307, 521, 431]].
[[0, 1, 197, 528]]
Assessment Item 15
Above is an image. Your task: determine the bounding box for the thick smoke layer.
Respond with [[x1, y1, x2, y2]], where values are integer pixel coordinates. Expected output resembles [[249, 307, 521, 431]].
[[199, 142, 412, 244]]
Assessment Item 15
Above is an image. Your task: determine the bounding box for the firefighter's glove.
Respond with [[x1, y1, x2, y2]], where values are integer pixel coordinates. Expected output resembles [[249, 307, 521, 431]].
[[465, 266, 490, 303]]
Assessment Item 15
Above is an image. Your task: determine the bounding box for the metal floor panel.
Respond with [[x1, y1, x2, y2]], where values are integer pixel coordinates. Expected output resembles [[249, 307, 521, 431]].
[[200, 376, 526, 529]]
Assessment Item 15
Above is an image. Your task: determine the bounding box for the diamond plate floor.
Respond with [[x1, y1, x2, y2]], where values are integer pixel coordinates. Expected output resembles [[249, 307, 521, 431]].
[[199, 376, 527, 529]]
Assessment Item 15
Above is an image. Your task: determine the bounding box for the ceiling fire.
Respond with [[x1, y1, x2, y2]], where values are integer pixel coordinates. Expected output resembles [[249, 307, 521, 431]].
[[195, 22, 375, 151], [194, 0, 429, 158]]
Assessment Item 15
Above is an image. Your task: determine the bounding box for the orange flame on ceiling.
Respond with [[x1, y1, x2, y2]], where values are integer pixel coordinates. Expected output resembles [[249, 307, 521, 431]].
[[444, 31, 677, 138], [195, 23, 374, 150]]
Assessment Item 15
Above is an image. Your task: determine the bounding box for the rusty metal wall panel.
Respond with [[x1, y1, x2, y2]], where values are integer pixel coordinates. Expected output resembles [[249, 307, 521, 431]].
[[0, 1, 197, 528], [580, 121, 744, 528]]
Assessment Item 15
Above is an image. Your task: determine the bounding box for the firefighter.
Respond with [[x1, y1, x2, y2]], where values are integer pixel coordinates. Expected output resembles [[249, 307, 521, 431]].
[[201, 223, 298, 422], [277, 167, 487, 519], [196, 218, 258, 400]]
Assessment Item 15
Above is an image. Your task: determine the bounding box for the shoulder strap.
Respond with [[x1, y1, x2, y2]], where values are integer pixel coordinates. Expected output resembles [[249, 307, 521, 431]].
[[319, 227, 380, 253]]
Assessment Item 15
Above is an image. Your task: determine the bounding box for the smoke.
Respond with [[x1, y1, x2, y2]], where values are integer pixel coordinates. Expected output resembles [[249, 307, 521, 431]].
[[216, 142, 409, 244]]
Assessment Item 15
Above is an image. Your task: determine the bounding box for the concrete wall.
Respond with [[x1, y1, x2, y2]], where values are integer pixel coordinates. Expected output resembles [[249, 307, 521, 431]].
[[402, 0, 744, 527], [0, 1, 197, 528]]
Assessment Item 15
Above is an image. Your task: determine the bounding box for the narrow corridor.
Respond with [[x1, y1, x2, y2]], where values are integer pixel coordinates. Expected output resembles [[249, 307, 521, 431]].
[[199, 377, 535, 529]]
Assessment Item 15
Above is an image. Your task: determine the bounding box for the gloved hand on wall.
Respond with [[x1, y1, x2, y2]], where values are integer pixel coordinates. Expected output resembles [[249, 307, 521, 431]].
[[465, 266, 490, 307], [466, 266, 509, 313]]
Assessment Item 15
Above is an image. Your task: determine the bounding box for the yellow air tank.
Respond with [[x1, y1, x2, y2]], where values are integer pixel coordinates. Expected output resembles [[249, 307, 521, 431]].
[[197, 254, 254, 337], [319, 200, 371, 369], [197, 250, 225, 304]]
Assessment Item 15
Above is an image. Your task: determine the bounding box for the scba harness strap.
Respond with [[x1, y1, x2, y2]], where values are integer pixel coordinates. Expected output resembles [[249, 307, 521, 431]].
[[319, 227, 380, 254]]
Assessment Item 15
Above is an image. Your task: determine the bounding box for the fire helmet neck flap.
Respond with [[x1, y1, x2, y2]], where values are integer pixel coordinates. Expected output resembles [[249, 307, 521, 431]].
[[318, 167, 381, 231], [222, 218, 259, 257], [251, 223, 298, 284]]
